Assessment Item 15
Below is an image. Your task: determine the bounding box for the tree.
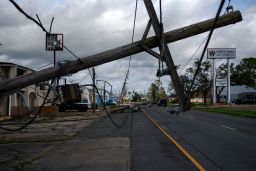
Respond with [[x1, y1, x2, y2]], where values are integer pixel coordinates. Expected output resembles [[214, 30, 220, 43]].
[[159, 86, 167, 99], [148, 79, 165, 102], [148, 82, 158, 101], [131, 91, 141, 102], [168, 75, 191, 96], [231, 57, 256, 88], [168, 59, 212, 104], [215, 63, 232, 102], [186, 60, 212, 104]]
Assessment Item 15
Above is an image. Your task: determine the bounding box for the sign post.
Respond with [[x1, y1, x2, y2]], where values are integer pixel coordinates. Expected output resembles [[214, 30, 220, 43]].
[[227, 58, 231, 103], [207, 48, 236, 104], [213, 59, 216, 104], [46, 33, 64, 102]]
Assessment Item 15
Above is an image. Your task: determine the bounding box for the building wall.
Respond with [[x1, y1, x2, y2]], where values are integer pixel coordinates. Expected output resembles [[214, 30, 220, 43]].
[[0, 64, 49, 115], [219, 85, 256, 104], [190, 97, 211, 103]]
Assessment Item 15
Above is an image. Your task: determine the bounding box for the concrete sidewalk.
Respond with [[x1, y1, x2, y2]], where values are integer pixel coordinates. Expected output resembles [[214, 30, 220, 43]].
[[0, 112, 131, 171]]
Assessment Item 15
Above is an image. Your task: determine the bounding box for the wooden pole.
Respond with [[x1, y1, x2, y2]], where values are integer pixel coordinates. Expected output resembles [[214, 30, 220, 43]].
[[53, 50, 56, 104], [143, 0, 189, 111], [0, 11, 242, 94], [92, 68, 96, 113], [103, 81, 106, 104]]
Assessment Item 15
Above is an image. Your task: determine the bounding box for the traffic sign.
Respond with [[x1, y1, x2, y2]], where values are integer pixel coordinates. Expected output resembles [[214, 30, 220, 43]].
[[207, 48, 236, 59], [216, 79, 227, 87]]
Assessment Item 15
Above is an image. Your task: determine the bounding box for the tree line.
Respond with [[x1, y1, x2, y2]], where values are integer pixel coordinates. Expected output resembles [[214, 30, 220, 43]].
[[147, 57, 255, 104], [169, 57, 256, 104]]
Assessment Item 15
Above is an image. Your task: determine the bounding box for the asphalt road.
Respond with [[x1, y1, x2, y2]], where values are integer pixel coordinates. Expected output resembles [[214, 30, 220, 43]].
[[131, 111, 197, 171], [1, 106, 256, 171], [144, 106, 256, 171]]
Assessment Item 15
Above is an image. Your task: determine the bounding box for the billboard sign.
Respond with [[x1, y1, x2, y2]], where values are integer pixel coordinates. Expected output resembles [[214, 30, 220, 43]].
[[46, 33, 64, 51], [216, 79, 227, 87], [207, 48, 236, 59]]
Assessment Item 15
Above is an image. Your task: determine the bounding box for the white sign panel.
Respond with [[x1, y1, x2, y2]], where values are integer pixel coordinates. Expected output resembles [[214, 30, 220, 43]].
[[207, 48, 236, 59], [216, 79, 227, 87]]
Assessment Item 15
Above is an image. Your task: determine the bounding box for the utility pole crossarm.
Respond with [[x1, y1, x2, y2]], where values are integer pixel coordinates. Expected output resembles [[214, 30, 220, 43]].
[[0, 11, 242, 95]]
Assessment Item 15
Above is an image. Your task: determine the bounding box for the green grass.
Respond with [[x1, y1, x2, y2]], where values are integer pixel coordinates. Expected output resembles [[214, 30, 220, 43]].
[[193, 106, 256, 118]]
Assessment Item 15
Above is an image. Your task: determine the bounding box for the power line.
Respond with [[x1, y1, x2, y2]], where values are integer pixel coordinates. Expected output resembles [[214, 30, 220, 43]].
[[119, 0, 138, 101], [82, 84, 129, 128], [0, 81, 66, 129], [8, 0, 94, 83], [178, 35, 208, 74], [9, 0, 81, 62], [0, 80, 53, 131], [35, 62, 53, 70], [186, 0, 226, 100], [159, 0, 164, 73], [78, 71, 90, 84]]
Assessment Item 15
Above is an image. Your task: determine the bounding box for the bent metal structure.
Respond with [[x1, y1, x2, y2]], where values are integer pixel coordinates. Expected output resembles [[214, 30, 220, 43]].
[[0, 11, 242, 110]]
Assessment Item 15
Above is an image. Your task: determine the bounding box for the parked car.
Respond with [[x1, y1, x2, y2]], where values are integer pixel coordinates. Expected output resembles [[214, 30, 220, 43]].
[[168, 104, 181, 113], [104, 100, 118, 106], [158, 99, 167, 106]]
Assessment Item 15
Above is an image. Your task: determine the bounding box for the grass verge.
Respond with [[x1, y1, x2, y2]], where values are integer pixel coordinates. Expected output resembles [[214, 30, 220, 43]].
[[193, 106, 256, 118]]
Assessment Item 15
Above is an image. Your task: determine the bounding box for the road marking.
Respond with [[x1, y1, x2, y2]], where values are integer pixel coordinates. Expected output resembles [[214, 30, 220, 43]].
[[141, 109, 206, 171], [220, 125, 237, 131]]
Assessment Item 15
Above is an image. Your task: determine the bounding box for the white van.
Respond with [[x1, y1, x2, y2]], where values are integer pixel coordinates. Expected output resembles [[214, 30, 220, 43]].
[[80, 87, 91, 109]]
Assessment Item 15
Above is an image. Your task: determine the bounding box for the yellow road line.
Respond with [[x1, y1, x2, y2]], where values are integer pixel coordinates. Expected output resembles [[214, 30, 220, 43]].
[[141, 109, 206, 171]]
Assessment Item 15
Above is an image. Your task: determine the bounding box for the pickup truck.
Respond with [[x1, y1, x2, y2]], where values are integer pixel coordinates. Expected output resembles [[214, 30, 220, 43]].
[[58, 84, 90, 112]]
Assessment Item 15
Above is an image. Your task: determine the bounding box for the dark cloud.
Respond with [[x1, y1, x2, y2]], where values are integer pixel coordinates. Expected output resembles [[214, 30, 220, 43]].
[[0, 0, 255, 94]]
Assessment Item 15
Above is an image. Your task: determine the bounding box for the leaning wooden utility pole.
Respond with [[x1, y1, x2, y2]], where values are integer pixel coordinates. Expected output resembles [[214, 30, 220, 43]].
[[92, 68, 96, 113], [0, 11, 242, 99], [143, 0, 189, 111]]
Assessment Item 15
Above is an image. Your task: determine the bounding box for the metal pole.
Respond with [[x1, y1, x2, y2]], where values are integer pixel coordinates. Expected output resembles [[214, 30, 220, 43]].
[[213, 59, 216, 104], [8, 95, 12, 116], [103, 81, 106, 103], [106, 81, 112, 96], [227, 58, 231, 104], [110, 84, 113, 95]]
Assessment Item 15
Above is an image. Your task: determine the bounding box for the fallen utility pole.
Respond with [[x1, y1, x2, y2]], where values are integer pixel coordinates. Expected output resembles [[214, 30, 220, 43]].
[[0, 11, 242, 95]]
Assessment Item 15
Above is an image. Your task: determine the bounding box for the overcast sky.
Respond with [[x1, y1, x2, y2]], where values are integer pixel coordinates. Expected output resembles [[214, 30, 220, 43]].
[[0, 0, 255, 95]]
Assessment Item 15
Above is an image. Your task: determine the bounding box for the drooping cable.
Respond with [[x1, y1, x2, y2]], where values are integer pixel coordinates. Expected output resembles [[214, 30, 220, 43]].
[[36, 62, 53, 70], [224, 0, 233, 14], [119, 0, 138, 102], [186, 0, 226, 100], [159, 0, 164, 72], [0, 80, 53, 131], [9, 0, 81, 62], [8, 0, 93, 82], [0, 94, 63, 127], [178, 35, 208, 74], [82, 84, 128, 128]]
